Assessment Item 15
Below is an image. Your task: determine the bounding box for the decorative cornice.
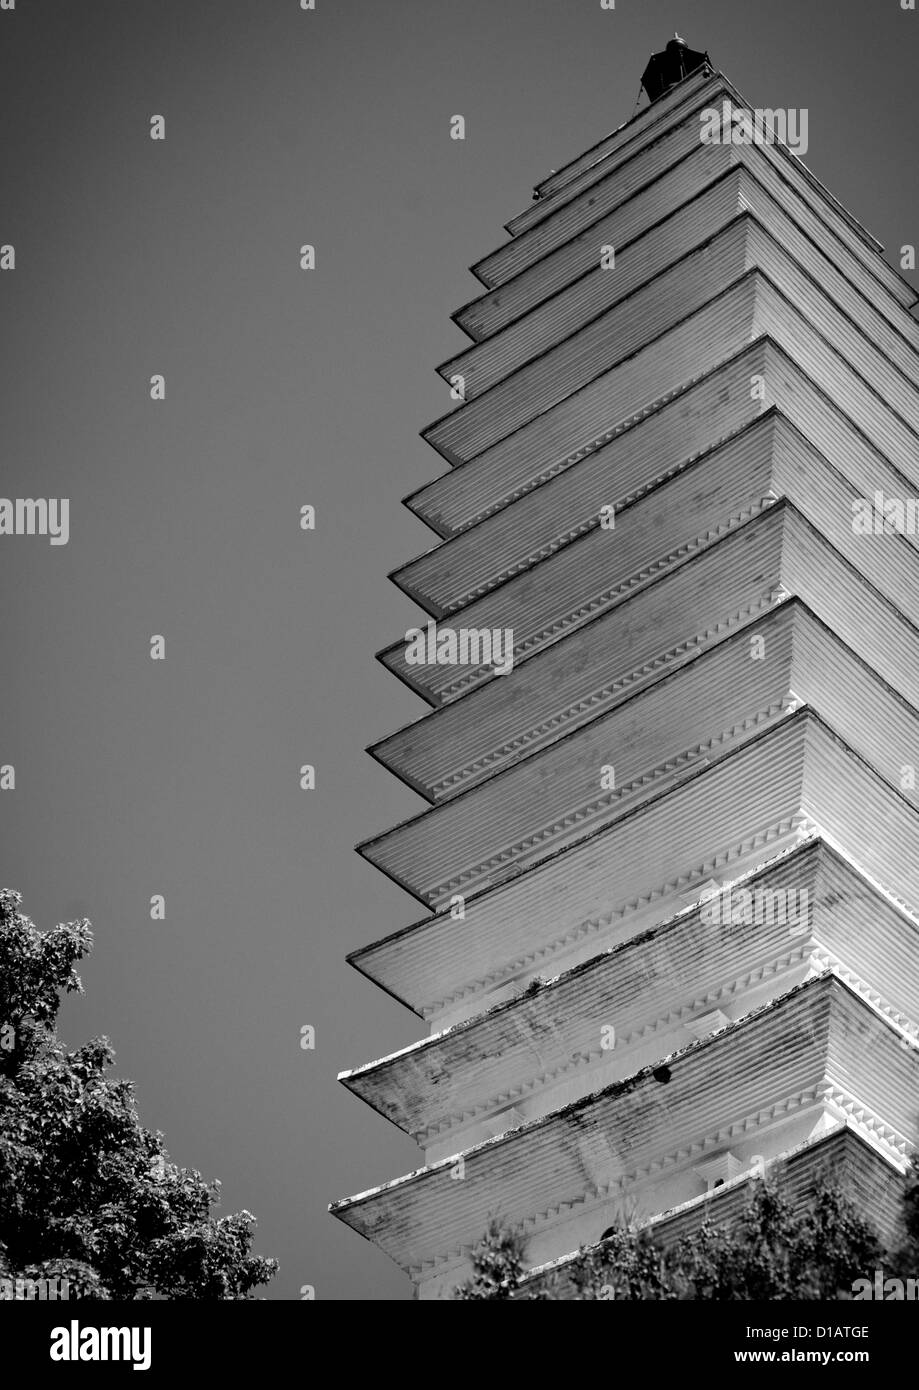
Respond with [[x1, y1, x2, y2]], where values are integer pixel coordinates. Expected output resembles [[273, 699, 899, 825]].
[[520, 1120, 900, 1289], [439, 503, 771, 703], [419, 942, 814, 1146], [438, 413, 776, 614], [409, 1083, 832, 1281], [412, 1082, 911, 1282], [817, 1083, 912, 1163], [809, 947, 919, 1046], [430, 591, 778, 796], [424, 814, 815, 1017], [428, 700, 788, 903], [447, 346, 764, 536]]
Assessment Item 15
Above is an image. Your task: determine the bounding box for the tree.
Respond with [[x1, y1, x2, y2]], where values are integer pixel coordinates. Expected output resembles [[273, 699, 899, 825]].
[[664, 1180, 882, 1301], [454, 1175, 887, 1301], [453, 1219, 530, 1300], [564, 1221, 675, 1301], [0, 890, 277, 1299], [893, 1158, 919, 1271]]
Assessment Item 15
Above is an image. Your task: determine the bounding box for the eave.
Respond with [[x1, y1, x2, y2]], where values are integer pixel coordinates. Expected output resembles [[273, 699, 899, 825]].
[[510, 72, 884, 262], [396, 338, 919, 625], [445, 164, 919, 402], [517, 1126, 906, 1299], [383, 419, 919, 718], [422, 218, 919, 474], [342, 840, 919, 1152], [360, 602, 919, 910], [331, 975, 919, 1284], [477, 75, 901, 311], [515, 64, 717, 227], [371, 505, 919, 813], [352, 709, 919, 1024], [406, 265, 918, 543]]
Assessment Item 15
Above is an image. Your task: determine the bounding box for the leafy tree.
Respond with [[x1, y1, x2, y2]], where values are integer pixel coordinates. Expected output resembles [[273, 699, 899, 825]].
[[455, 1175, 888, 1301], [665, 1181, 882, 1301], [454, 1219, 530, 1300], [893, 1159, 919, 1271], [566, 1221, 675, 1301], [0, 889, 277, 1299]]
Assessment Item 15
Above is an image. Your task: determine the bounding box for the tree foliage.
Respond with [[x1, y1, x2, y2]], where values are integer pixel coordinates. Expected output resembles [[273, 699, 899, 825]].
[[0, 889, 277, 1299], [453, 1219, 530, 1300], [454, 1172, 902, 1301]]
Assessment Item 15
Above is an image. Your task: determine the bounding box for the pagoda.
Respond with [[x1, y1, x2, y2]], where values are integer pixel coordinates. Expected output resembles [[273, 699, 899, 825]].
[[331, 39, 919, 1299]]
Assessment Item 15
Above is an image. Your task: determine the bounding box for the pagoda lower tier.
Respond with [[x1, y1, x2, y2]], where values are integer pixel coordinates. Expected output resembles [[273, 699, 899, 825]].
[[333, 973, 919, 1298], [342, 840, 919, 1164], [516, 1125, 907, 1300]]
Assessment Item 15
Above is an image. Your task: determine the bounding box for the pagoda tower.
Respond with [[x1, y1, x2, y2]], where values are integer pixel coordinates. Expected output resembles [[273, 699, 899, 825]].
[[331, 40, 919, 1299]]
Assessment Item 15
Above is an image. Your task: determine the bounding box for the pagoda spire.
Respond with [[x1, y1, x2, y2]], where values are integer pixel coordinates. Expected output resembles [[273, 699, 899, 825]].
[[641, 34, 711, 103]]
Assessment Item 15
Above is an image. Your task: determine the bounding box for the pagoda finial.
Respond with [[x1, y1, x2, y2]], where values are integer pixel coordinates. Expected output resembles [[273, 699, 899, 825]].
[[641, 35, 710, 104]]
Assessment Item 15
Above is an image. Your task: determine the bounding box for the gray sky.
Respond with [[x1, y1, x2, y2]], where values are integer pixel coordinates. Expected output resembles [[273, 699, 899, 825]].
[[1, 0, 916, 1300]]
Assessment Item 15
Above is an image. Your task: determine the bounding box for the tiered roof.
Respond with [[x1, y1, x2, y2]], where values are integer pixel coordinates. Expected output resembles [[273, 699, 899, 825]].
[[333, 49, 919, 1298]]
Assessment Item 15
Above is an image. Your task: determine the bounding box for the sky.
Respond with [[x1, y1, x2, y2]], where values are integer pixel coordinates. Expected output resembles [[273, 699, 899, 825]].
[[1, 0, 917, 1301]]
